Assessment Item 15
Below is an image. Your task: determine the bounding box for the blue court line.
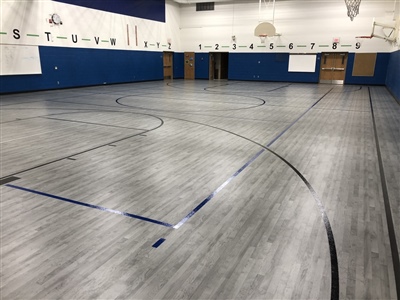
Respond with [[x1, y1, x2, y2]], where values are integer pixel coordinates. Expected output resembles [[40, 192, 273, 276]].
[[152, 238, 166, 248], [173, 149, 265, 229], [5, 89, 333, 231], [266, 88, 333, 147], [5, 184, 174, 228], [173, 88, 333, 229]]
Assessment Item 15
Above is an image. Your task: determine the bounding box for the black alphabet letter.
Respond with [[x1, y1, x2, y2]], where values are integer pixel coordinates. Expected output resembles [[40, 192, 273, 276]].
[[72, 34, 78, 43], [45, 32, 51, 41], [94, 37, 100, 44], [13, 29, 20, 39], [144, 41, 148, 48]]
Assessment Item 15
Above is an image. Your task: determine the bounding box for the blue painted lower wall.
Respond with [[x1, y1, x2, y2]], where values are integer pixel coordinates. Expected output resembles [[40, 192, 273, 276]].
[[0, 46, 164, 94], [385, 50, 400, 102], [173, 52, 184, 79], [227, 52, 390, 85], [195, 53, 210, 79], [2, 48, 394, 94], [228, 53, 321, 83], [345, 52, 390, 85]]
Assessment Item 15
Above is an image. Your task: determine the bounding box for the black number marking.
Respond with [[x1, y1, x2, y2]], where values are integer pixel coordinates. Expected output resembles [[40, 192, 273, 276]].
[[289, 43, 293, 49], [332, 42, 337, 50], [269, 43, 274, 50], [215, 43, 219, 50], [233, 43, 236, 50], [311, 42, 315, 49], [199, 44, 201, 50], [249, 43, 253, 49], [355, 42, 361, 49]]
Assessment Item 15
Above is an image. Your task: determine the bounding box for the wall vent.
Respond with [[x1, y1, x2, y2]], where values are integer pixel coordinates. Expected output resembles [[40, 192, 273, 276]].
[[196, 2, 214, 11]]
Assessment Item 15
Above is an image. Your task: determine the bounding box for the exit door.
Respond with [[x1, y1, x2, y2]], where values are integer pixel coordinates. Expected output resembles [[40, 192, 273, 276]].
[[184, 52, 195, 80], [319, 52, 348, 84]]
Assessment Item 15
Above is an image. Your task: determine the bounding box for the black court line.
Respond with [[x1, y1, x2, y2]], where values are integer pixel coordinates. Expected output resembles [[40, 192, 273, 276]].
[[5, 82, 338, 298], [115, 95, 266, 113], [0, 112, 164, 180], [204, 81, 290, 93], [5, 184, 174, 228], [173, 87, 333, 228], [40, 116, 145, 131], [0, 176, 20, 186], [368, 87, 400, 297], [167, 87, 338, 300]]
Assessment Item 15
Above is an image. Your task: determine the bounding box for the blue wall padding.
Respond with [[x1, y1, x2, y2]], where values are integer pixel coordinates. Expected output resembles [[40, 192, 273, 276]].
[[52, 0, 165, 22], [228, 52, 321, 83], [195, 53, 210, 79], [345, 52, 390, 85], [385, 50, 400, 102], [1, 48, 395, 94], [173, 52, 184, 79], [0, 46, 163, 93]]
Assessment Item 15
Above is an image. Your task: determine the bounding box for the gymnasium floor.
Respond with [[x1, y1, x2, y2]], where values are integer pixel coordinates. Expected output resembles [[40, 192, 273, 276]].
[[1, 80, 399, 299]]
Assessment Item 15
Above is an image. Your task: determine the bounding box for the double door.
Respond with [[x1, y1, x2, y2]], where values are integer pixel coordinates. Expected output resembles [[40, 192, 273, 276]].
[[319, 52, 348, 84]]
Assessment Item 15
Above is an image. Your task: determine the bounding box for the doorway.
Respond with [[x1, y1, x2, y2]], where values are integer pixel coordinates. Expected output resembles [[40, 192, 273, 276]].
[[163, 52, 173, 80], [209, 52, 229, 80], [184, 52, 195, 80], [319, 52, 348, 84]]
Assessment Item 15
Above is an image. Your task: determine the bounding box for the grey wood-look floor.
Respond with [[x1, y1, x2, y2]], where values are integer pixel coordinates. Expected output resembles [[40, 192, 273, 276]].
[[1, 80, 399, 299]]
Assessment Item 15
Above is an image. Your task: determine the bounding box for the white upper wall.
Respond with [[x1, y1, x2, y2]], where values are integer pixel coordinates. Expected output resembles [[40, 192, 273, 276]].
[[0, 0, 398, 53], [0, 0, 181, 51], [178, 0, 400, 52]]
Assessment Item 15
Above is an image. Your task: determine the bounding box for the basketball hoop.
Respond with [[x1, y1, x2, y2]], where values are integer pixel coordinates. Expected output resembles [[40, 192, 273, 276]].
[[355, 35, 371, 47], [344, 0, 361, 21], [259, 34, 267, 43], [355, 36, 372, 39]]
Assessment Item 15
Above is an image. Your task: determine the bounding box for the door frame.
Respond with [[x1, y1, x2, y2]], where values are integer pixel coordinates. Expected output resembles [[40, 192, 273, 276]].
[[208, 52, 229, 80]]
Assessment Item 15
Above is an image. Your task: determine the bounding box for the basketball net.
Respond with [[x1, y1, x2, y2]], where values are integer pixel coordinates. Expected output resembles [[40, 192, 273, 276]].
[[344, 0, 361, 21], [259, 35, 267, 44]]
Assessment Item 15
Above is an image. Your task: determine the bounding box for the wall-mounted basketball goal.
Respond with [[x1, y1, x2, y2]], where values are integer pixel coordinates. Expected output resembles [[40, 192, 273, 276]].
[[254, 22, 277, 43], [356, 18, 400, 45], [254, 0, 281, 43]]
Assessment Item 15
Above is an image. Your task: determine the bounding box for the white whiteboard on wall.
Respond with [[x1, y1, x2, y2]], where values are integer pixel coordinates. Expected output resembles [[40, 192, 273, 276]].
[[1, 44, 42, 76], [288, 54, 317, 72]]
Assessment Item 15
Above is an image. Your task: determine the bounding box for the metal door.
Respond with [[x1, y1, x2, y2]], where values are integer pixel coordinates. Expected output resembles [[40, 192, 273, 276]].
[[319, 52, 348, 84]]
